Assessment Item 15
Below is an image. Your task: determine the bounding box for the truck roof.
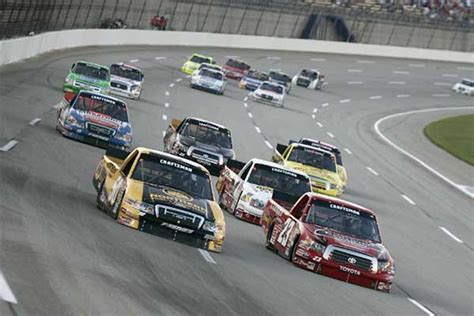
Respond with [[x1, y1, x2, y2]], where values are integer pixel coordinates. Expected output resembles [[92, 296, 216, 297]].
[[248, 158, 310, 179], [133, 147, 210, 174], [185, 117, 228, 130], [308, 192, 375, 216], [290, 142, 335, 157], [299, 138, 339, 151]]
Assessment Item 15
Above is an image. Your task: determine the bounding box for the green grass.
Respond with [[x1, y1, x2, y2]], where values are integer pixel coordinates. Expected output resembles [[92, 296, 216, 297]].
[[424, 114, 474, 166]]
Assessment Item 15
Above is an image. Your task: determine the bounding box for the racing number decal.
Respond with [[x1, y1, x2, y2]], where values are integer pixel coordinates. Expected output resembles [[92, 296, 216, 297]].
[[277, 218, 295, 247]]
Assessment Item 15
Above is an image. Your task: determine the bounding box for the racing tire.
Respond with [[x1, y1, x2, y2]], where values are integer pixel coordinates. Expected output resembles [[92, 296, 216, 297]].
[[289, 235, 301, 262], [96, 180, 106, 211], [265, 223, 276, 252], [232, 192, 243, 216], [218, 189, 226, 210], [111, 190, 125, 220]]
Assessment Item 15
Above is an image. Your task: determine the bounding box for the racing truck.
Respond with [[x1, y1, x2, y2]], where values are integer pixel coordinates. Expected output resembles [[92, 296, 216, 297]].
[[216, 158, 312, 225], [222, 58, 251, 80], [272, 143, 343, 196], [290, 138, 347, 189], [56, 90, 132, 149], [109, 63, 144, 99], [190, 68, 227, 95], [261, 192, 395, 292], [181, 53, 216, 75], [292, 69, 325, 90], [239, 70, 270, 91], [64, 61, 111, 95], [93, 147, 226, 253], [163, 117, 235, 175], [269, 71, 292, 94]]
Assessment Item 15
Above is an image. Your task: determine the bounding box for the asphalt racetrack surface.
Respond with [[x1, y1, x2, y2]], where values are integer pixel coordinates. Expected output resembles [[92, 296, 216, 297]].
[[1, 46, 473, 315]]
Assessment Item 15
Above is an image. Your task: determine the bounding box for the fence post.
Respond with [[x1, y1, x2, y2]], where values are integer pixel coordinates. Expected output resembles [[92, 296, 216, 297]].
[[200, 0, 214, 32], [167, 0, 179, 30], [386, 15, 401, 45], [124, 0, 133, 23], [97, 0, 108, 27], [183, 2, 195, 31], [62, 0, 75, 29], [449, 25, 459, 51], [217, 1, 230, 33], [426, 21, 439, 49], [111, 0, 119, 19], [405, 17, 416, 47], [84, 0, 94, 27], [29, 0, 41, 34], [253, 4, 266, 35], [72, 0, 84, 28], [236, 1, 249, 34], [20, 0, 35, 35], [271, 3, 287, 37], [135, 0, 147, 29], [290, 5, 306, 38]]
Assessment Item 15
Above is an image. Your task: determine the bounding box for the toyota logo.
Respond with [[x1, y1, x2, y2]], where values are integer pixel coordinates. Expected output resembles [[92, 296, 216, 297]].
[[348, 257, 357, 264]]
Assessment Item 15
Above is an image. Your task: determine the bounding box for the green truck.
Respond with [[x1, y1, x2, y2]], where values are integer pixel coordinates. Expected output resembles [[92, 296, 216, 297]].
[[64, 61, 111, 94]]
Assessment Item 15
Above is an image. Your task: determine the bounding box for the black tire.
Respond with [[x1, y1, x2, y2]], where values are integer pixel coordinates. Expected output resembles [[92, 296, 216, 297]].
[[111, 190, 124, 220], [96, 180, 106, 211], [218, 188, 226, 209], [288, 236, 300, 262], [232, 192, 243, 215], [265, 223, 276, 251]]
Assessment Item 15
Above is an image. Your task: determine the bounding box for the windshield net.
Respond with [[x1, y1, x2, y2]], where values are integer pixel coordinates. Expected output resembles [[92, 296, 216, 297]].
[[270, 72, 290, 82], [305, 199, 381, 243], [132, 155, 213, 200], [73, 94, 128, 122], [260, 83, 283, 94], [247, 164, 311, 198], [247, 71, 269, 81], [110, 64, 142, 81], [190, 55, 211, 64], [288, 146, 336, 172], [225, 59, 249, 70], [300, 69, 318, 80], [200, 69, 223, 80], [300, 140, 343, 166], [74, 63, 109, 81], [181, 120, 232, 149]]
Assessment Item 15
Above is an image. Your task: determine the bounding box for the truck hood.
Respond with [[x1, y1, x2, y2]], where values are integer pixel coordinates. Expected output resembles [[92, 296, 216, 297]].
[[111, 75, 142, 86], [285, 161, 339, 184], [181, 137, 234, 158], [71, 74, 106, 86], [311, 226, 388, 258], [142, 184, 213, 220]]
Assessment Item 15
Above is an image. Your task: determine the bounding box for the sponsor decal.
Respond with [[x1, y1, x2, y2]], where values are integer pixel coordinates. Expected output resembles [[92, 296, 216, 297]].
[[90, 94, 117, 104], [162, 188, 193, 201], [255, 185, 272, 192], [198, 121, 219, 130], [271, 167, 298, 178], [340, 266, 361, 275], [161, 222, 194, 234], [329, 203, 360, 216], [159, 159, 193, 173], [150, 193, 207, 214]]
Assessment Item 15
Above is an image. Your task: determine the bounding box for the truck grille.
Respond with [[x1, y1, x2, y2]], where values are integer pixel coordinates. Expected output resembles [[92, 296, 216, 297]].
[[156, 205, 204, 230], [111, 81, 128, 91], [189, 147, 222, 165], [86, 123, 115, 137], [297, 78, 310, 87], [261, 94, 273, 100], [325, 246, 376, 272]]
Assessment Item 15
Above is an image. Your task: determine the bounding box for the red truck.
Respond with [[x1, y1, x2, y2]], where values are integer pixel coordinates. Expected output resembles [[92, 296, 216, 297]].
[[222, 58, 251, 80], [261, 192, 395, 292]]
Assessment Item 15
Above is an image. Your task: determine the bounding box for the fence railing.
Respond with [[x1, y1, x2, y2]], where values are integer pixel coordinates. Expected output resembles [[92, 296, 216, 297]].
[[0, 0, 472, 51]]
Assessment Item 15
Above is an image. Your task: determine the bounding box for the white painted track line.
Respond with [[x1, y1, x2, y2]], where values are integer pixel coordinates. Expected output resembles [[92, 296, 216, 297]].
[[347, 69, 362, 73], [0, 270, 17, 304], [313, 108, 318, 113], [357, 60, 374, 64], [344, 148, 352, 155], [243, 103, 248, 108], [316, 122, 323, 128], [255, 126, 261, 133], [401, 195, 416, 205], [432, 93, 450, 97], [369, 96, 382, 100], [248, 112, 253, 118], [321, 103, 329, 107], [154, 56, 166, 60], [375, 106, 474, 199], [165, 91, 170, 96], [162, 114, 167, 121], [389, 81, 406, 85], [265, 141, 273, 149], [162, 130, 166, 137], [198, 249, 216, 264], [439, 227, 463, 243], [339, 99, 351, 103], [396, 94, 411, 98], [348, 81, 363, 85], [442, 74, 458, 78], [310, 58, 326, 61], [327, 132, 335, 138], [169, 83, 174, 88], [244, 96, 248, 102], [366, 167, 379, 176], [407, 298, 435, 316], [130, 59, 139, 63], [165, 102, 170, 108], [29, 118, 42, 125], [0, 140, 18, 152], [225, 55, 240, 59], [175, 78, 182, 82], [409, 63, 425, 67], [267, 56, 280, 60], [433, 82, 451, 86], [311, 114, 316, 119], [457, 66, 474, 71], [393, 71, 410, 75]]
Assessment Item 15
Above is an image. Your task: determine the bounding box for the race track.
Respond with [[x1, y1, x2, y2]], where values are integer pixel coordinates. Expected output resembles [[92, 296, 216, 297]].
[[1, 46, 473, 316]]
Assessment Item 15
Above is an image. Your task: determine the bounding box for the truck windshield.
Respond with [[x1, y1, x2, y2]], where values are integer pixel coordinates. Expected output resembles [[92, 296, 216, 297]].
[[181, 120, 232, 149], [110, 64, 142, 81], [225, 59, 249, 70], [190, 55, 211, 64], [247, 164, 311, 198], [247, 71, 269, 81], [260, 83, 283, 94], [270, 72, 290, 82], [299, 140, 343, 166], [300, 70, 318, 80], [74, 62, 109, 81], [305, 200, 381, 243], [131, 155, 213, 200], [288, 146, 336, 172], [200, 69, 223, 80], [73, 93, 128, 122]]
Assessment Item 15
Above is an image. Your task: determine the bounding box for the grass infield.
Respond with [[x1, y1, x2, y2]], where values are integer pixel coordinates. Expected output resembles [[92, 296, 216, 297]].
[[424, 114, 474, 166]]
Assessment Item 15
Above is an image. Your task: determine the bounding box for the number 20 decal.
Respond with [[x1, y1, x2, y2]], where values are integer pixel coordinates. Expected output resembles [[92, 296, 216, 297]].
[[277, 218, 295, 247]]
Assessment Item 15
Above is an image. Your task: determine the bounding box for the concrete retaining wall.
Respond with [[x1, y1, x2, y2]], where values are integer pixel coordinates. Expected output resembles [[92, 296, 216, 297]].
[[1, 29, 472, 67]]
